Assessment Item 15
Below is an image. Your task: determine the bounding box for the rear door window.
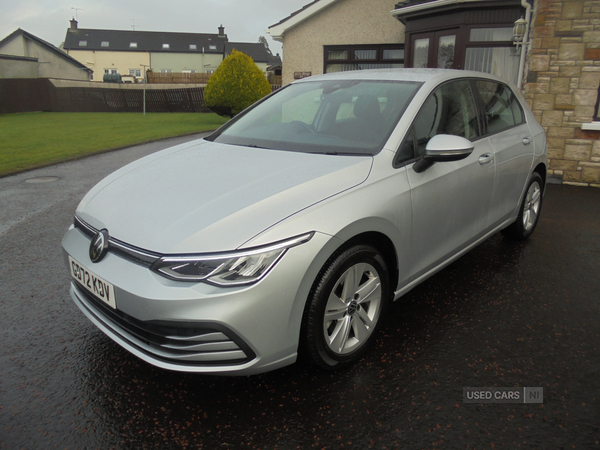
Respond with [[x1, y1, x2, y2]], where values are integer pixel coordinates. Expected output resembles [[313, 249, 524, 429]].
[[475, 80, 524, 134]]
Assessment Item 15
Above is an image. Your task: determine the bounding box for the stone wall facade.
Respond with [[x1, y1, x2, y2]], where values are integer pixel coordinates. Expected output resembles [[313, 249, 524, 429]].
[[523, 0, 600, 187]]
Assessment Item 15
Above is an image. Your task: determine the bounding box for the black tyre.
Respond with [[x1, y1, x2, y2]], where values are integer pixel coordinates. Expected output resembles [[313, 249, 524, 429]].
[[501, 172, 544, 240], [301, 245, 390, 370]]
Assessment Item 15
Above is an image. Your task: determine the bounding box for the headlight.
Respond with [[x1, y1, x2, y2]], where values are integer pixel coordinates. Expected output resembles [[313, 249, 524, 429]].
[[151, 233, 314, 286]]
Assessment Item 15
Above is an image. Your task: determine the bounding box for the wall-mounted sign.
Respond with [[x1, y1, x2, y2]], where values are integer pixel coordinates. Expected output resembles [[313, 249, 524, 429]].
[[294, 71, 312, 80]]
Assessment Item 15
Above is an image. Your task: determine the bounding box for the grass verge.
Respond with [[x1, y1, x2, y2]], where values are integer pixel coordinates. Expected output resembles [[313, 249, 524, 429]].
[[0, 112, 229, 176]]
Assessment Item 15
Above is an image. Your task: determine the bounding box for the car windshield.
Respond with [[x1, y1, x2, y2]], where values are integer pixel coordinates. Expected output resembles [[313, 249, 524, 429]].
[[208, 79, 421, 155]]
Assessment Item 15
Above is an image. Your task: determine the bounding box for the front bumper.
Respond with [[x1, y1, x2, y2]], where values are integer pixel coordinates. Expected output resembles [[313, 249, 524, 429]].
[[62, 224, 330, 375]]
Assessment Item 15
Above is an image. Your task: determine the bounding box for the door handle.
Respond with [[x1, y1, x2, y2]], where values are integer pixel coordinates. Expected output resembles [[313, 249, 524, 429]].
[[478, 153, 494, 165], [522, 136, 532, 145]]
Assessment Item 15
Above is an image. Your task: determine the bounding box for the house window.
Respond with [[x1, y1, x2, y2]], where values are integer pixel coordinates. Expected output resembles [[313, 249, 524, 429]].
[[129, 69, 141, 77], [162, 43, 170, 49], [104, 69, 118, 74], [470, 27, 514, 42], [182, 69, 196, 73], [78, 40, 87, 46], [101, 41, 109, 47], [130, 42, 138, 48], [209, 45, 217, 50], [464, 26, 519, 85], [581, 86, 600, 129], [324, 44, 404, 73], [593, 87, 600, 121], [160, 69, 173, 73], [189, 44, 197, 50]]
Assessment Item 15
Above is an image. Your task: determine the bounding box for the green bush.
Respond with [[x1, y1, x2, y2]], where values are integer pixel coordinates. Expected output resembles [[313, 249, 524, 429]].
[[204, 50, 272, 118]]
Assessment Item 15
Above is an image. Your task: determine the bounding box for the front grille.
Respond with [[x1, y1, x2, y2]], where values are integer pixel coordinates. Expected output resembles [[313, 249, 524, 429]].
[[72, 281, 255, 366], [74, 216, 161, 267]]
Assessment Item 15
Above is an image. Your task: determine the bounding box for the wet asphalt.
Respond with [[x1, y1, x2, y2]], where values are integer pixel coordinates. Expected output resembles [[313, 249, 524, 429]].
[[1, 136, 599, 449]]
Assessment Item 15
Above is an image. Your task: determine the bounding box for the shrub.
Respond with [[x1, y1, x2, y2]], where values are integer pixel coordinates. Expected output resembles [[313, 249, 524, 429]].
[[204, 50, 272, 118]]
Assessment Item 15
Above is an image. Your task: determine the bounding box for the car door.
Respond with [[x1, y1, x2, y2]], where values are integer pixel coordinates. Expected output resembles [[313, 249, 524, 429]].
[[474, 80, 534, 227], [401, 79, 496, 281]]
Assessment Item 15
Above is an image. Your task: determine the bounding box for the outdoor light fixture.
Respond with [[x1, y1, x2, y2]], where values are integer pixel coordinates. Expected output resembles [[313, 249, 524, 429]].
[[513, 17, 527, 44], [512, 17, 528, 55]]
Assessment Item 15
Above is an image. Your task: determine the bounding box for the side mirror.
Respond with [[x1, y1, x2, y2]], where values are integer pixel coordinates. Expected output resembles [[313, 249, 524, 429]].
[[413, 135, 475, 173]]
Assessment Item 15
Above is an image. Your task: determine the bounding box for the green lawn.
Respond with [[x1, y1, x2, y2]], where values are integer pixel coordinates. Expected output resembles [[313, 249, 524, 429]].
[[0, 112, 229, 176]]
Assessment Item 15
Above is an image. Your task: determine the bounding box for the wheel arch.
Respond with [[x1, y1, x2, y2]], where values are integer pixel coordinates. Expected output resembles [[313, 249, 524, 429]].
[[533, 162, 547, 191], [326, 231, 399, 297], [297, 231, 398, 368]]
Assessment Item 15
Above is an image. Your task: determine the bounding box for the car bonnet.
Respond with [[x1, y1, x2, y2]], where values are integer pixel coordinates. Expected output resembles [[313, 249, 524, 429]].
[[76, 139, 373, 253]]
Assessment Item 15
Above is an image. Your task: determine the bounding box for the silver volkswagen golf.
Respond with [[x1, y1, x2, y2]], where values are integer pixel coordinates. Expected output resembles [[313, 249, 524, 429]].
[[62, 69, 547, 375]]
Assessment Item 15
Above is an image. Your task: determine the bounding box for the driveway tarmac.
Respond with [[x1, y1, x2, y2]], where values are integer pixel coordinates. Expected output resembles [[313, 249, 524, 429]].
[[1, 135, 599, 449]]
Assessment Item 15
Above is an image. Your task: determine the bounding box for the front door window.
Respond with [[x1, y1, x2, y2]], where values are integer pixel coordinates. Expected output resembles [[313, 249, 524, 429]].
[[437, 35, 456, 69], [411, 31, 458, 69], [413, 38, 430, 68]]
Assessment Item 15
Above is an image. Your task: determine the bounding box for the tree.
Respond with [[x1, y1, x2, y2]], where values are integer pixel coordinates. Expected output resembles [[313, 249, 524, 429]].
[[204, 50, 272, 118], [258, 36, 269, 49]]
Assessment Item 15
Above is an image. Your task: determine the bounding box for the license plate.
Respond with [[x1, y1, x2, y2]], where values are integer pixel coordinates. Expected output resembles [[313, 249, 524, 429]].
[[69, 256, 116, 309]]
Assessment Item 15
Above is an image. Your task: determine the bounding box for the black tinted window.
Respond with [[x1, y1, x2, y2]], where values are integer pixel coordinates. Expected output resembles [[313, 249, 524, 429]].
[[396, 80, 479, 164]]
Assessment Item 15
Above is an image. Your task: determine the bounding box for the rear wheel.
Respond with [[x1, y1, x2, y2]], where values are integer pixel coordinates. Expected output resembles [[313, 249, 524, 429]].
[[301, 245, 390, 370], [502, 172, 544, 240]]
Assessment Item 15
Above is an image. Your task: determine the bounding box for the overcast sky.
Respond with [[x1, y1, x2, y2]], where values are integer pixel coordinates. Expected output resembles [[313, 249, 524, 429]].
[[1, 0, 309, 57]]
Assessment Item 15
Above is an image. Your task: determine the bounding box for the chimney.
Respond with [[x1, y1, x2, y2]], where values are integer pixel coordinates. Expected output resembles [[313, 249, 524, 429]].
[[218, 24, 226, 38], [70, 18, 78, 29]]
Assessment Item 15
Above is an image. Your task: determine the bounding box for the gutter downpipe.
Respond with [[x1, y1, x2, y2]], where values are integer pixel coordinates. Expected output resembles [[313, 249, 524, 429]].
[[517, 0, 532, 89]]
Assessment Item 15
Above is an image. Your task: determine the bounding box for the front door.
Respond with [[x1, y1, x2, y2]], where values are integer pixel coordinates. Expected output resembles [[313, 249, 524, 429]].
[[404, 79, 495, 281], [411, 29, 460, 69]]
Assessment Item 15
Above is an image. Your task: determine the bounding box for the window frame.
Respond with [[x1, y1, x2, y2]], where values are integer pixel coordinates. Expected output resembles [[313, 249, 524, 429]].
[[594, 86, 600, 121], [580, 85, 600, 130], [323, 44, 405, 74], [394, 78, 505, 168]]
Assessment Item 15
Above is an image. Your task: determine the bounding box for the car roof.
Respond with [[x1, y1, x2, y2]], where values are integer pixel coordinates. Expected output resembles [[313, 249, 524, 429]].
[[293, 68, 509, 86]]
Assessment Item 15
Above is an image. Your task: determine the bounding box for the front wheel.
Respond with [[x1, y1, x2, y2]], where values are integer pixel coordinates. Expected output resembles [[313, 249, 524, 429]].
[[501, 172, 544, 240], [301, 245, 390, 370]]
